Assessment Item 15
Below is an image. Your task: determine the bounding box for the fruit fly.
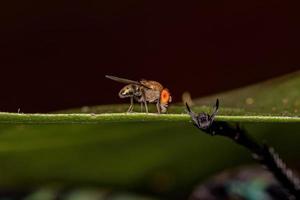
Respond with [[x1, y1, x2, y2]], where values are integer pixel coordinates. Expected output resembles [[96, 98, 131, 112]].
[[105, 75, 172, 113]]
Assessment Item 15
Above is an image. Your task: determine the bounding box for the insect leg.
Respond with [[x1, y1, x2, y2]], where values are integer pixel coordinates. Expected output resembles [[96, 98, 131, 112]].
[[186, 103, 200, 128], [127, 97, 134, 112], [209, 99, 219, 122], [156, 102, 161, 114], [144, 101, 148, 113], [141, 88, 148, 113]]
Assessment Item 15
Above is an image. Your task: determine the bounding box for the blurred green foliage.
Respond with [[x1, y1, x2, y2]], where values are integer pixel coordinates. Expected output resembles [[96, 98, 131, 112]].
[[0, 71, 299, 199]]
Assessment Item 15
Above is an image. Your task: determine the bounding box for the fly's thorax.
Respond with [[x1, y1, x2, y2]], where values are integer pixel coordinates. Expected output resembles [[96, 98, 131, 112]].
[[140, 80, 164, 91], [143, 89, 160, 102]]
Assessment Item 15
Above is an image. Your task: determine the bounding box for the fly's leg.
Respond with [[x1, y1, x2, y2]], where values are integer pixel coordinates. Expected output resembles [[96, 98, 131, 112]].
[[141, 89, 148, 113], [156, 102, 161, 114], [127, 97, 134, 112], [144, 101, 148, 113]]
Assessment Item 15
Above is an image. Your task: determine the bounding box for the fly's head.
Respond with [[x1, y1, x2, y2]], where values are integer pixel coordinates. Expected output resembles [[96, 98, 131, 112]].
[[160, 88, 172, 113]]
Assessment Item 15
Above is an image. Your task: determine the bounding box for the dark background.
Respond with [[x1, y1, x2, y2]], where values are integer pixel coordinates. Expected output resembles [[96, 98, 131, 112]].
[[0, 1, 299, 112]]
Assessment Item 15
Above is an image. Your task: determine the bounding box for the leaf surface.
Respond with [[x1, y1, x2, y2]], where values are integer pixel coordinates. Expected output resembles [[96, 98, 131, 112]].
[[0, 71, 299, 197]]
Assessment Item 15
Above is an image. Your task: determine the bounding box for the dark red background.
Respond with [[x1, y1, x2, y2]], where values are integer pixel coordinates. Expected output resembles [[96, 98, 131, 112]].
[[0, 1, 299, 112]]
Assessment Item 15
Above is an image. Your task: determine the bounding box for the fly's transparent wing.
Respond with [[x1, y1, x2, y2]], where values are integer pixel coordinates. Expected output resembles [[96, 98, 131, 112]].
[[105, 75, 150, 88]]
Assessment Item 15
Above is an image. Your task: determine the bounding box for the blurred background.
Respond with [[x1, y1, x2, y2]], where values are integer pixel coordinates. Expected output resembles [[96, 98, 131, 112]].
[[0, 0, 299, 112]]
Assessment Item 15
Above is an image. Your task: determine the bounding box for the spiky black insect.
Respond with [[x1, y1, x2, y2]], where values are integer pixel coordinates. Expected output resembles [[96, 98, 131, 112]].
[[186, 99, 219, 131], [186, 100, 300, 199]]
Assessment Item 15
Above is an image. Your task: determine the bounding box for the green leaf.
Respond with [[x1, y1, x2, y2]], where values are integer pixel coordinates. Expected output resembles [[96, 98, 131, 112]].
[[193, 70, 300, 117], [0, 71, 299, 197]]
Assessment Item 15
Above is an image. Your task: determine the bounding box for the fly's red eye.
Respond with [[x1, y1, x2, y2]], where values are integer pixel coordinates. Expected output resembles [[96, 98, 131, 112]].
[[160, 89, 170, 104]]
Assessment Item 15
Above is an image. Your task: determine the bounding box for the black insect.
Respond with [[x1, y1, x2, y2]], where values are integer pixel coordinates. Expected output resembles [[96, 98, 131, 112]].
[[186, 99, 219, 131], [185, 100, 300, 199]]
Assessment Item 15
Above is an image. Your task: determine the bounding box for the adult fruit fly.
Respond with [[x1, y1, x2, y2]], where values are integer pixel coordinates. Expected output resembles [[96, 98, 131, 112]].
[[105, 75, 172, 114]]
